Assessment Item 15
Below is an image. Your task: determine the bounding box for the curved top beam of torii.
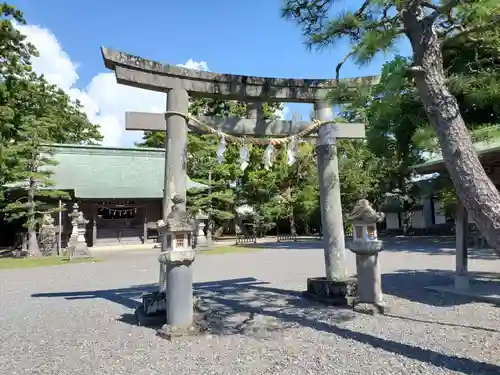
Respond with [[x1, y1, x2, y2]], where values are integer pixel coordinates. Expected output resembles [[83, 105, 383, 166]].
[[101, 47, 379, 104]]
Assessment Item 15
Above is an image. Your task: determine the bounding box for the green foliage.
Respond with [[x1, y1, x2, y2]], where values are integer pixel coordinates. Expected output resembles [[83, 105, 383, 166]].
[[187, 134, 240, 224], [138, 98, 286, 232], [0, 73, 72, 230], [137, 99, 283, 148], [334, 21, 500, 218], [281, 0, 500, 236], [239, 140, 319, 233], [0, 3, 103, 254], [138, 92, 388, 236], [337, 139, 384, 213], [282, 0, 500, 74]]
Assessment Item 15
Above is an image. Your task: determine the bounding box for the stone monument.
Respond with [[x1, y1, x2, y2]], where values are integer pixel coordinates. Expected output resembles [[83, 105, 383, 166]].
[[346, 199, 386, 315], [39, 213, 57, 256], [68, 203, 91, 259], [101, 47, 378, 310]]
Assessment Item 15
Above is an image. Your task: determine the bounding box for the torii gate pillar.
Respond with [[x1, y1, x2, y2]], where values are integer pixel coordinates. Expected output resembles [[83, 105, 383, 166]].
[[314, 101, 348, 281], [157, 88, 190, 297]]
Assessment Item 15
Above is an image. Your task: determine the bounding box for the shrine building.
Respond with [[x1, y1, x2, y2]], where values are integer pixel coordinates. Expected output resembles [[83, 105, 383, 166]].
[[411, 138, 500, 293], [46, 143, 207, 248]]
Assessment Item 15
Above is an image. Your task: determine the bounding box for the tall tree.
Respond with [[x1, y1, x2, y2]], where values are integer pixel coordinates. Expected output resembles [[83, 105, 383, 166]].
[[341, 30, 500, 229], [1, 3, 102, 255], [2, 77, 70, 256], [239, 139, 320, 235], [283, 0, 500, 253]]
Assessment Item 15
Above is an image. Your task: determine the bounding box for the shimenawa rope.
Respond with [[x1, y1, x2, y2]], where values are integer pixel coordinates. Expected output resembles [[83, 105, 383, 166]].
[[164, 110, 341, 146]]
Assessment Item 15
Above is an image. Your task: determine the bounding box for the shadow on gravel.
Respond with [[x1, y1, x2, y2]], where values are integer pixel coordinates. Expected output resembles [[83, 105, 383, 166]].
[[241, 240, 323, 250], [32, 276, 500, 374], [244, 237, 499, 259], [381, 237, 498, 260], [383, 269, 500, 307]]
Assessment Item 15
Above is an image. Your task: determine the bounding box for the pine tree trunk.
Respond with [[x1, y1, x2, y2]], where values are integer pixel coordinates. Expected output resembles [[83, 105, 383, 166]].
[[27, 178, 41, 257], [289, 213, 296, 236], [402, 209, 413, 236], [402, 10, 500, 254], [28, 229, 40, 257]]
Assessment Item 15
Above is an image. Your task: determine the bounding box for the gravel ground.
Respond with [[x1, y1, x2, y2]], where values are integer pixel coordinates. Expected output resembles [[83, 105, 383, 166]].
[[1, 238, 500, 375]]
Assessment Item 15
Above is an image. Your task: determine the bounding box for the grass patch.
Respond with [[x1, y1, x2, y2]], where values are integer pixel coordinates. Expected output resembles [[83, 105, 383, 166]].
[[198, 245, 259, 255], [0, 256, 100, 270]]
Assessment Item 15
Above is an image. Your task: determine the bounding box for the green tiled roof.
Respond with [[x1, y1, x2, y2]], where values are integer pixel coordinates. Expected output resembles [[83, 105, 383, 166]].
[[412, 139, 500, 174], [43, 144, 208, 199]]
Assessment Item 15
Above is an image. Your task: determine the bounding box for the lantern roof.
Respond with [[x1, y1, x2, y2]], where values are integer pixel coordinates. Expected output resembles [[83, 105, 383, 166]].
[[346, 199, 385, 224], [164, 195, 197, 233]]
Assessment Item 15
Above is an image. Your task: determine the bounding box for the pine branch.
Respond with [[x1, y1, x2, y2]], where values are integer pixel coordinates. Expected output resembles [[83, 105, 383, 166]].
[[355, 0, 370, 17], [422, 1, 440, 11], [448, 16, 500, 41], [440, 0, 469, 15]]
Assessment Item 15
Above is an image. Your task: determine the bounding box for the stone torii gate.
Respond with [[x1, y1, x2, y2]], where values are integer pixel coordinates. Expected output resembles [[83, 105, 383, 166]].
[[102, 47, 378, 333]]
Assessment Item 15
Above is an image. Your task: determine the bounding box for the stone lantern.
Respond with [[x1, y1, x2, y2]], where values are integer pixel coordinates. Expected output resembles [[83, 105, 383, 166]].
[[155, 195, 201, 339], [194, 211, 212, 250], [157, 215, 195, 253], [68, 203, 91, 259], [346, 199, 386, 315]]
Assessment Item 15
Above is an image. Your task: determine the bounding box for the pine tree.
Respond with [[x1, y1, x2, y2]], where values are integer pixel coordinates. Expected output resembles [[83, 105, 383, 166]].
[[1, 4, 103, 255], [3, 76, 72, 256], [283, 0, 500, 253], [238, 134, 322, 236], [340, 29, 500, 229]]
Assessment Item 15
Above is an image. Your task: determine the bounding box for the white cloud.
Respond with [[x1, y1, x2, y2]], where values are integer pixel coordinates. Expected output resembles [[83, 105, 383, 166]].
[[277, 105, 289, 120], [14, 23, 210, 147], [178, 59, 209, 71], [14, 23, 289, 146]]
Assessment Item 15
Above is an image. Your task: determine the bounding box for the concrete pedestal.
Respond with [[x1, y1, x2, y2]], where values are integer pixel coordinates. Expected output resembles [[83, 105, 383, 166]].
[[69, 229, 91, 259], [350, 240, 386, 315], [135, 291, 167, 327], [136, 292, 209, 329], [303, 277, 358, 306], [195, 222, 212, 251], [156, 250, 207, 339]]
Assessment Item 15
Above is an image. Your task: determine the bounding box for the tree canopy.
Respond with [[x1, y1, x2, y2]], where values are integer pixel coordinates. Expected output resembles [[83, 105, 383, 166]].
[[282, 0, 500, 253], [1, 3, 103, 255], [4, 1, 500, 255]]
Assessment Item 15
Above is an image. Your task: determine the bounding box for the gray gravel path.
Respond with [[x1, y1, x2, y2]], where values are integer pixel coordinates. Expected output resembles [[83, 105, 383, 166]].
[[1, 238, 500, 374]]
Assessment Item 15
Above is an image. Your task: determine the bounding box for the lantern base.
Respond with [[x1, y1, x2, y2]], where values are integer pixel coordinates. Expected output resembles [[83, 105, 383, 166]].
[[353, 301, 387, 315], [135, 293, 210, 328], [134, 291, 166, 326], [156, 317, 208, 340], [135, 302, 166, 327], [156, 296, 210, 340], [303, 276, 358, 306]]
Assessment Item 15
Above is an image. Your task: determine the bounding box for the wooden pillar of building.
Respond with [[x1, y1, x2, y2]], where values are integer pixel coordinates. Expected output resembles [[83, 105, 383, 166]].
[[455, 199, 469, 289], [143, 204, 148, 244]]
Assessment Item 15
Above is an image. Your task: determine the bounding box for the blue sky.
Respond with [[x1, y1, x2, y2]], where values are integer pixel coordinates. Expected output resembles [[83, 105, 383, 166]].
[[10, 0, 411, 145]]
